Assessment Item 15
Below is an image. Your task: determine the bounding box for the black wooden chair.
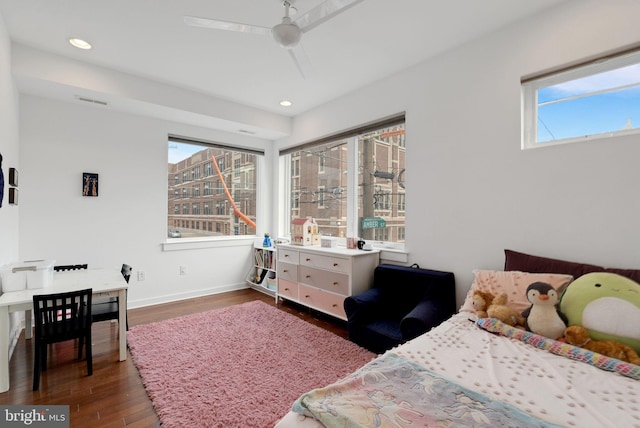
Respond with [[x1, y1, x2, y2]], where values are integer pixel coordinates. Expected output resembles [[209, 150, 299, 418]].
[[32, 288, 93, 390], [92, 264, 131, 330], [54, 263, 130, 330]]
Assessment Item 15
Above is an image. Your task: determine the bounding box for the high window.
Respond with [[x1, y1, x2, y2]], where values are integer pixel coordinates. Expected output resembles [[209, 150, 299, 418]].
[[281, 116, 406, 248], [167, 137, 262, 239], [522, 49, 640, 149]]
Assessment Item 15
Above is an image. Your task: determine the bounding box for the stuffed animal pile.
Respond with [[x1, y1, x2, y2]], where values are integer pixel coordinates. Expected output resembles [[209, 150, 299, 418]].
[[564, 325, 640, 365], [470, 272, 640, 367], [470, 290, 524, 327]]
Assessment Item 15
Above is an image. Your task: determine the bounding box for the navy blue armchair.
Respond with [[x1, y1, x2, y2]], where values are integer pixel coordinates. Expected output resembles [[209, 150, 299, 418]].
[[344, 264, 456, 353]]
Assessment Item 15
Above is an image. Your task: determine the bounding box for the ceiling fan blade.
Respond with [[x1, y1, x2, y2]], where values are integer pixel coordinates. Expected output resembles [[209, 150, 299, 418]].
[[288, 44, 313, 79], [183, 15, 271, 36], [294, 0, 365, 33]]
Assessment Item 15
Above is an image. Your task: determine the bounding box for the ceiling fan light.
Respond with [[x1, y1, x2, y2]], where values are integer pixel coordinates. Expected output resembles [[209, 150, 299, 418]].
[[272, 19, 301, 48]]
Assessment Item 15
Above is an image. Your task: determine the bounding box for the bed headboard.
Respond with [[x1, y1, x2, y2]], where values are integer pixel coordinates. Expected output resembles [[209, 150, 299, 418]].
[[504, 249, 640, 283]]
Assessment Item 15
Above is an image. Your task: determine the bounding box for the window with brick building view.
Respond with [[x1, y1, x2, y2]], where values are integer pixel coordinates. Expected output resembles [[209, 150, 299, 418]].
[[283, 119, 406, 247], [167, 140, 260, 238]]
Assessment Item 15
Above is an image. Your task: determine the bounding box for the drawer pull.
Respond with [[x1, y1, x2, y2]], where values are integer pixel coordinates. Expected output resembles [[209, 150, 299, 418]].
[[332, 281, 338, 286], [333, 263, 338, 267], [305, 295, 310, 298], [283, 269, 288, 272], [306, 258, 311, 262], [306, 275, 311, 279], [332, 304, 338, 308], [284, 254, 289, 258], [284, 288, 290, 291]]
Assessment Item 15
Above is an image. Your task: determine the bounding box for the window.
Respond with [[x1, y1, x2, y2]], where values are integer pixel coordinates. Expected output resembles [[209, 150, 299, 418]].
[[168, 137, 262, 239], [281, 116, 406, 248], [522, 49, 640, 149]]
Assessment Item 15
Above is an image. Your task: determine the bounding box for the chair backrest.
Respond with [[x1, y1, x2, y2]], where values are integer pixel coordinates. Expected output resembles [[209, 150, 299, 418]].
[[373, 264, 456, 316], [121, 264, 132, 283], [53, 264, 88, 272], [33, 289, 93, 341]]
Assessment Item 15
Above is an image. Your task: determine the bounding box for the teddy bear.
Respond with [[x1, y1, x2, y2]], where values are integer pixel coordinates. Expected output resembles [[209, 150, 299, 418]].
[[487, 292, 525, 327], [563, 325, 640, 366], [470, 290, 495, 318]]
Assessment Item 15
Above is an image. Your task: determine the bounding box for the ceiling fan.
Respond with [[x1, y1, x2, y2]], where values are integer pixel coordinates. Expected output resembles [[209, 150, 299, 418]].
[[184, 0, 365, 79]]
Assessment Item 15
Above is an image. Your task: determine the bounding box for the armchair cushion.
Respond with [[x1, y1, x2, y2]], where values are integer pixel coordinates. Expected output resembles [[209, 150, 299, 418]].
[[344, 264, 456, 353]]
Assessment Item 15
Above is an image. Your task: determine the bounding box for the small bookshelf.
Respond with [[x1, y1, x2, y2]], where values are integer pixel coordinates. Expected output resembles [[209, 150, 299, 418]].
[[246, 241, 277, 299]]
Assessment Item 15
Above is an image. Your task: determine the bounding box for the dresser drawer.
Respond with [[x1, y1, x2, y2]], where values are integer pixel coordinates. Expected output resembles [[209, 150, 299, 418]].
[[298, 266, 349, 295], [277, 262, 298, 282], [278, 279, 299, 301], [278, 248, 300, 264], [299, 252, 349, 274], [299, 284, 346, 320]]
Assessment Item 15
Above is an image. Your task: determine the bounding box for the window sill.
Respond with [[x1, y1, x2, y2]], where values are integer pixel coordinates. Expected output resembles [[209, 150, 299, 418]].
[[378, 248, 409, 263], [162, 236, 256, 252]]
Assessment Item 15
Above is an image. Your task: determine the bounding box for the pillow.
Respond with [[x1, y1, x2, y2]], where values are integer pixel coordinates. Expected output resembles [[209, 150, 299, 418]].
[[559, 272, 640, 353], [504, 249, 640, 284], [460, 270, 573, 315]]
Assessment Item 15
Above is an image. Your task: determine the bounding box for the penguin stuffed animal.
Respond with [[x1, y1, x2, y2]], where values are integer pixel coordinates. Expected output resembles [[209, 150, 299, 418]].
[[522, 282, 567, 339]]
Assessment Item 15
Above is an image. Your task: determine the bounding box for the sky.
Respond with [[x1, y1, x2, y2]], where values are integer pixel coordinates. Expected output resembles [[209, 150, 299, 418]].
[[168, 141, 205, 164], [537, 63, 640, 142]]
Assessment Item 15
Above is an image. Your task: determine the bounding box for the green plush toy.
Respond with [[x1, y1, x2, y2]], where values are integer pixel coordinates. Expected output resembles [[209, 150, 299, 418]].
[[560, 272, 640, 353]]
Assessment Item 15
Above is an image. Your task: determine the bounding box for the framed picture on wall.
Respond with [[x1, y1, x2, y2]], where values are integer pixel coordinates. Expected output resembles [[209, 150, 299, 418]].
[[82, 172, 99, 197], [8, 168, 18, 187]]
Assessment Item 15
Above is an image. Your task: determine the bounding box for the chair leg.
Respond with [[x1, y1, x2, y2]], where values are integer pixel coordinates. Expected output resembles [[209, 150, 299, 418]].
[[78, 336, 84, 360], [33, 343, 42, 391], [86, 332, 93, 376]]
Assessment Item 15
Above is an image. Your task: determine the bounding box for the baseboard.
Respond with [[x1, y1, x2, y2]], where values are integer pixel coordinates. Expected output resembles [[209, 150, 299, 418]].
[[128, 282, 248, 310]]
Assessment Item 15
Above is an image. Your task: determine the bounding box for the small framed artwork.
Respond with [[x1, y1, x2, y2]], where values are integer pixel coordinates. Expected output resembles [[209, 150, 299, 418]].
[[8, 168, 18, 187], [9, 188, 18, 205], [82, 172, 99, 197]]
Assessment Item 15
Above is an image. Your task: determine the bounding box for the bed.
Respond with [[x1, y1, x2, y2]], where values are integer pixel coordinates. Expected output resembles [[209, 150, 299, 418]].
[[275, 250, 640, 428]]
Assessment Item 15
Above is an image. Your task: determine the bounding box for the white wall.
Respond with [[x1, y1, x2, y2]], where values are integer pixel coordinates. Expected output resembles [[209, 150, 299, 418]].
[[277, 0, 640, 306], [12, 0, 640, 310], [0, 12, 19, 264], [0, 12, 22, 348], [18, 95, 272, 308]]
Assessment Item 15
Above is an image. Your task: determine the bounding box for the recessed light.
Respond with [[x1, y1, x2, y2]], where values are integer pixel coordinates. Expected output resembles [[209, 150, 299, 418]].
[[69, 38, 92, 50], [279, 100, 292, 107]]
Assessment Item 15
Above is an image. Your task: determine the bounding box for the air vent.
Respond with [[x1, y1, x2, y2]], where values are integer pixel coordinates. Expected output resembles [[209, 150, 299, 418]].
[[74, 95, 108, 106]]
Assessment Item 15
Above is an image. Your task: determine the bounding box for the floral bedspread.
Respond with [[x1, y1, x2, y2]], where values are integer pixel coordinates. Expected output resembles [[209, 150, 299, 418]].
[[292, 353, 563, 428]]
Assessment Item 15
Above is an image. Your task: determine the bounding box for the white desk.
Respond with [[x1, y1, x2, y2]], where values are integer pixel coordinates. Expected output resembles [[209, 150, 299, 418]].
[[0, 268, 128, 392]]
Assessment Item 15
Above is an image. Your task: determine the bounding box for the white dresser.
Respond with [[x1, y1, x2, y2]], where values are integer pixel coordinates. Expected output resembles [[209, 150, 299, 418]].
[[276, 244, 380, 320]]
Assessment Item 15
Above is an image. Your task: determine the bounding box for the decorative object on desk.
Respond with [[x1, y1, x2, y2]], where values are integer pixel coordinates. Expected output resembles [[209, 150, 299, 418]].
[[8, 188, 18, 205], [357, 239, 365, 250], [8, 167, 17, 187], [291, 216, 319, 246], [82, 172, 99, 197], [262, 232, 272, 248], [320, 236, 337, 248], [347, 237, 357, 249], [127, 300, 374, 428]]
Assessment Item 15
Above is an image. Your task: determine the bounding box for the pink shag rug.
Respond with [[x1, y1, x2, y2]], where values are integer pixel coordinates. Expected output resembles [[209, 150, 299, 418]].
[[127, 300, 374, 427]]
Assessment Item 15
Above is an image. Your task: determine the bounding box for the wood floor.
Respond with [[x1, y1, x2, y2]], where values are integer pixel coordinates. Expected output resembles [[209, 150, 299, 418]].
[[0, 288, 349, 427]]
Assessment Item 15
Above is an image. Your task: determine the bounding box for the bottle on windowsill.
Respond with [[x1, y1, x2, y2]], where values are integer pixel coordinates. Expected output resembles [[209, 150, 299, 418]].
[[262, 233, 272, 248]]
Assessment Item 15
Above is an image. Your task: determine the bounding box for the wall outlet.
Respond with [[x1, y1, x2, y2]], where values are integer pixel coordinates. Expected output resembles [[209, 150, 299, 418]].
[[179, 265, 187, 275], [137, 271, 145, 281]]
